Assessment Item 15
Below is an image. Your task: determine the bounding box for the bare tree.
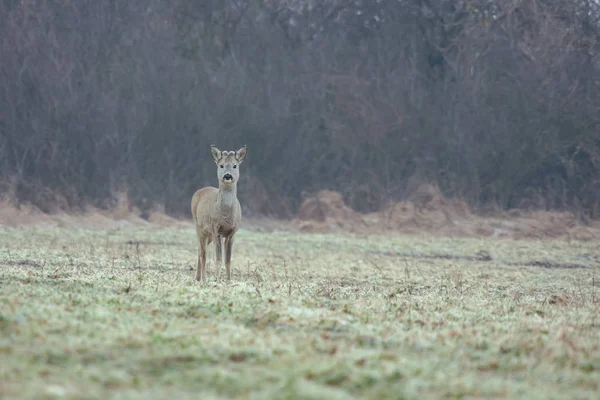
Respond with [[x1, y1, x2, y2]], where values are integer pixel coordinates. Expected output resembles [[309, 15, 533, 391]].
[[0, 0, 598, 217]]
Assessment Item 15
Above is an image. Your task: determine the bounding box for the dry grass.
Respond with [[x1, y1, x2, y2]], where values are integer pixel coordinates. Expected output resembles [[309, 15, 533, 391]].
[[1, 224, 599, 399], [293, 186, 600, 240]]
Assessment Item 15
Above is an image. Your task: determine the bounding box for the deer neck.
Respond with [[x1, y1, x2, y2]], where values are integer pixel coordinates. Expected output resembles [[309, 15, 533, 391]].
[[217, 183, 237, 211]]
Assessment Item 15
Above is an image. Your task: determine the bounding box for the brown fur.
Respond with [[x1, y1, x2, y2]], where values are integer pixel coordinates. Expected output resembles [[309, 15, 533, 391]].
[[191, 145, 247, 282]]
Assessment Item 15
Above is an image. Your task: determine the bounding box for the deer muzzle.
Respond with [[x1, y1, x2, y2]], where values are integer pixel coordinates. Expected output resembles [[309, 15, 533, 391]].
[[223, 173, 233, 183]]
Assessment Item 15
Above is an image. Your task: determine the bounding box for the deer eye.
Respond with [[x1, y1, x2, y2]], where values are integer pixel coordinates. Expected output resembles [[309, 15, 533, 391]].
[[220, 165, 224, 168], [233, 165, 237, 169]]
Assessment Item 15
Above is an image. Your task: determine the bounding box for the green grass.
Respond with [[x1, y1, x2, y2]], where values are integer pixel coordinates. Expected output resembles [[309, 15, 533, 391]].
[[1, 225, 599, 399]]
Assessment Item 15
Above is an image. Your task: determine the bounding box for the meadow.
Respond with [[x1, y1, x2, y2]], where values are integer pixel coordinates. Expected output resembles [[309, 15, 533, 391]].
[[1, 223, 599, 399]]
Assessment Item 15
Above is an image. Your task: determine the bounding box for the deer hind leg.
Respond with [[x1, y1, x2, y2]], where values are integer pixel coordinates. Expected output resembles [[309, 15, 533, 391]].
[[224, 235, 234, 281], [196, 229, 209, 283]]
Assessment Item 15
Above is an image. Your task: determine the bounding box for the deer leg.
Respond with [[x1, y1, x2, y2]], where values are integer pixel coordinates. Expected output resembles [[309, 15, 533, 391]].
[[224, 235, 234, 281], [214, 234, 223, 280], [196, 231, 208, 283]]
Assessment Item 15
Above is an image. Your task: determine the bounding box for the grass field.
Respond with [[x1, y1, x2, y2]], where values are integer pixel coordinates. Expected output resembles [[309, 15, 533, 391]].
[[1, 224, 599, 399]]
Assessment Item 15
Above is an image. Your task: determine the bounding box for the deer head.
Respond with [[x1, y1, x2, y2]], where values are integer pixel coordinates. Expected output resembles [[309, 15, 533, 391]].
[[211, 145, 247, 186]]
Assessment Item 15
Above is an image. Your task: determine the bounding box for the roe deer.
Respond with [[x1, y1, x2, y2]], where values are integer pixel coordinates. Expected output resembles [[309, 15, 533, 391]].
[[191, 145, 247, 283]]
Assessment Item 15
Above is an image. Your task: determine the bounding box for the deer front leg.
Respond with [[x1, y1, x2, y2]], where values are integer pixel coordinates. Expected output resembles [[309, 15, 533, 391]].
[[214, 234, 223, 280], [224, 235, 234, 281]]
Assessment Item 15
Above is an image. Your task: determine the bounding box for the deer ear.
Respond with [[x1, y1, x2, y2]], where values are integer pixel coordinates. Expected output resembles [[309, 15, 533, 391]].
[[235, 145, 247, 163], [210, 145, 221, 162]]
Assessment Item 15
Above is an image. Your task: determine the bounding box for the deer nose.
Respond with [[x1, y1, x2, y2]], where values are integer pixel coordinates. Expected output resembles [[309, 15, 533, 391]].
[[223, 173, 233, 181]]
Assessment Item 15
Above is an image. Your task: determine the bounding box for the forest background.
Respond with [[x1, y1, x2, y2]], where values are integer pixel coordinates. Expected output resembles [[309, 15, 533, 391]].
[[1, 0, 599, 223]]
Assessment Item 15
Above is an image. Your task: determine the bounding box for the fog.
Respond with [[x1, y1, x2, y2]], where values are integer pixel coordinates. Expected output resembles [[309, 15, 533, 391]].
[[1, 0, 599, 218]]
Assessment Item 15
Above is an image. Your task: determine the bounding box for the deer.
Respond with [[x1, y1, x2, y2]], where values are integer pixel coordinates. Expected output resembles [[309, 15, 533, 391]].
[[191, 145, 247, 283]]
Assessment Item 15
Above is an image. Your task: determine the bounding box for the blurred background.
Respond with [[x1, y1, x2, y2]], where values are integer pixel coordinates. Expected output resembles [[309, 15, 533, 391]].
[[0, 0, 599, 219]]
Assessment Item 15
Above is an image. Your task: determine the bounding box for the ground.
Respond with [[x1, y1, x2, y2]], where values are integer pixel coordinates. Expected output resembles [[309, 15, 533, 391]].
[[1, 224, 599, 399]]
